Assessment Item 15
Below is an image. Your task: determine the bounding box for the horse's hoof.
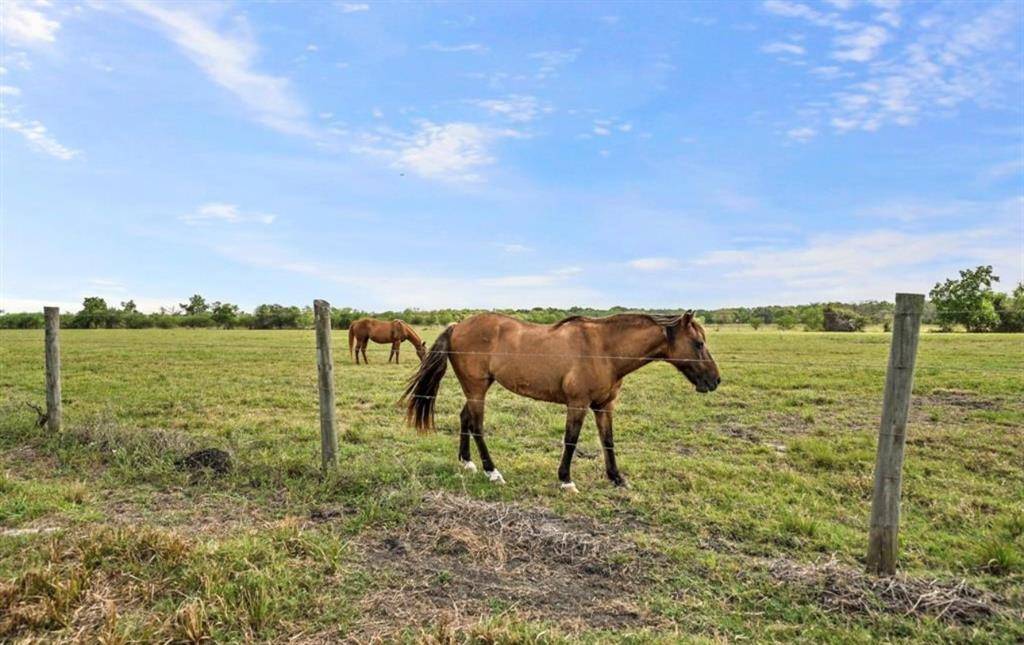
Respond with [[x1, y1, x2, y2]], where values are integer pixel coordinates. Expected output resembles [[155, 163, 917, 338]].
[[611, 476, 629, 488], [486, 470, 505, 484], [460, 460, 477, 473], [560, 482, 579, 494]]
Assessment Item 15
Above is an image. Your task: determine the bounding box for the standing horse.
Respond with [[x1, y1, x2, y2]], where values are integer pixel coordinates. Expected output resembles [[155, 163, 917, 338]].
[[348, 318, 427, 364], [401, 312, 720, 491]]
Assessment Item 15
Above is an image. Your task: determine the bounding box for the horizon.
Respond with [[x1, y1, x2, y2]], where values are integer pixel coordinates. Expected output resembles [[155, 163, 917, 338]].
[[3, 1, 1023, 313]]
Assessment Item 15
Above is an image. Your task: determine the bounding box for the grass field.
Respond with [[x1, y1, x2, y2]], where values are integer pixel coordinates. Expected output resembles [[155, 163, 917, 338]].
[[1, 327, 1022, 642]]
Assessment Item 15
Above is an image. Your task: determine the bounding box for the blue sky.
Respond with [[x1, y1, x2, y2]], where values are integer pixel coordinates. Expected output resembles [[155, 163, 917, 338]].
[[2, 0, 1022, 312]]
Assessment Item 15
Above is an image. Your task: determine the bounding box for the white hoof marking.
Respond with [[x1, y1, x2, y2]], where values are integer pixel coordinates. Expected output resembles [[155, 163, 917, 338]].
[[486, 470, 505, 484], [560, 482, 579, 494], [460, 460, 477, 473]]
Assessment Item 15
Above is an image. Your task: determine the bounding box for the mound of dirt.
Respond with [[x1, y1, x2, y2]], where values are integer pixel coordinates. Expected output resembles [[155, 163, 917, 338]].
[[174, 448, 232, 474], [355, 492, 664, 637], [769, 556, 1004, 625]]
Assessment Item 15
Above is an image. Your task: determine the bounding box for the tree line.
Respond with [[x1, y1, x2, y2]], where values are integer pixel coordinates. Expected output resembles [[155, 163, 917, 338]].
[[2, 266, 1021, 332]]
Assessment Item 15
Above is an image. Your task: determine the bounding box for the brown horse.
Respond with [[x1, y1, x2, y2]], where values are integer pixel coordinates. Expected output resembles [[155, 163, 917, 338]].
[[348, 318, 427, 364], [401, 312, 720, 491]]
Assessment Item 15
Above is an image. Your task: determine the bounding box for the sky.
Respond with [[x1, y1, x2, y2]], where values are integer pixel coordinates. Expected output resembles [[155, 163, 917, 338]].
[[1, 0, 1022, 313]]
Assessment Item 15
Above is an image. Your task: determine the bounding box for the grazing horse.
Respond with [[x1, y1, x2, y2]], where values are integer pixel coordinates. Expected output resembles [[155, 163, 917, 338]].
[[401, 312, 720, 491], [348, 318, 427, 364]]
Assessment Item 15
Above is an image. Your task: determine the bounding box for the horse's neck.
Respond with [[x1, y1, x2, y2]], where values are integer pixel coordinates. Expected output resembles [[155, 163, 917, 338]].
[[400, 323, 420, 344], [603, 322, 666, 379]]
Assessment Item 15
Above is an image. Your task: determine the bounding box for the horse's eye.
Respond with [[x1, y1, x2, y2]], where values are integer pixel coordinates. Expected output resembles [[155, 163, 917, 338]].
[[694, 340, 704, 351]]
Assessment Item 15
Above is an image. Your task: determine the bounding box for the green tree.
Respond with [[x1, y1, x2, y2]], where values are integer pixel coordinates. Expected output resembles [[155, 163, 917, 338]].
[[993, 283, 1024, 332], [210, 301, 241, 328], [929, 266, 1000, 332], [120, 300, 137, 313], [180, 294, 209, 316], [776, 311, 797, 330]]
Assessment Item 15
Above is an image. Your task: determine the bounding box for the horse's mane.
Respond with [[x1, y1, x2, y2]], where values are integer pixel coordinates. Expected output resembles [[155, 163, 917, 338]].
[[552, 312, 687, 329]]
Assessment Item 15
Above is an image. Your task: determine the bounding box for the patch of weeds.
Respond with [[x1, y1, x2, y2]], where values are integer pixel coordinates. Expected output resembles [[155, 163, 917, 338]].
[[973, 537, 1022, 576]]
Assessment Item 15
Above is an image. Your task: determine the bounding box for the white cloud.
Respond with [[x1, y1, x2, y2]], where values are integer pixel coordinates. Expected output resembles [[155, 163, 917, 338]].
[[125, 1, 313, 138], [593, 125, 610, 136], [338, 3, 369, 13], [0, 113, 79, 160], [1, 0, 60, 46], [693, 226, 1016, 301], [530, 48, 581, 79], [423, 42, 488, 53], [355, 121, 522, 183], [498, 243, 532, 254], [832, 25, 888, 62], [787, 126, 817, 142], [0, 85, 22, 96], [628, 257, 679, 271], [762, 41, 806, 56], [179, 202, 276, 225], [479, 266, 582, 288], [471, 95, 548, 122], [761, 1, 855, 31], [767, 1, 1021, 136]]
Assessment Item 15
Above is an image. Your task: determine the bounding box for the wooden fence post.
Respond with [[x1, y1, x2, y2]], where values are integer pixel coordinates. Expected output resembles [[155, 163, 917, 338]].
[[866, 293, 924, 575], [314, 300, 338, 471], [44, 307, 62, 433]]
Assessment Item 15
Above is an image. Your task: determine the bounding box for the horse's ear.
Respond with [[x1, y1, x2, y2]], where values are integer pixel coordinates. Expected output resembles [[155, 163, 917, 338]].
[[681, 311, 694, 328]]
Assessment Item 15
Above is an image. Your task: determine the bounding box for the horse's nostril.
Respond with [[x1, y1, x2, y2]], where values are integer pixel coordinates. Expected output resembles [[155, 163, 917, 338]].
[[716, 377, 722, 385]]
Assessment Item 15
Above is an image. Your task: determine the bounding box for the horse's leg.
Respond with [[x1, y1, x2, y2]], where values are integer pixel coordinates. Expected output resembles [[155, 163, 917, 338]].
[[361, 341, 369, 364], [465, 385, 502, 483], [354, 337, 361, 364], [393, 341, 400, 364], [458, 404, 476, 473], [594, 405, 625, 487], [557, 405, 588, 493]]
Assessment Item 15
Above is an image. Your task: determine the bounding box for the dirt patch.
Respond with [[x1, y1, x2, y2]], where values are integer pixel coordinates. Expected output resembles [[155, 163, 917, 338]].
[[918, 389, 1001, 411], [718, 424, 760, 443], [353, 492, 665, 638], [768, 556, 1006, 625]]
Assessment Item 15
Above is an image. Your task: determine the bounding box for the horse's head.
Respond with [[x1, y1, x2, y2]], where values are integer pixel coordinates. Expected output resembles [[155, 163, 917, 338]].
[[415, 341, 428, 362], [663, 311, 720, 393]]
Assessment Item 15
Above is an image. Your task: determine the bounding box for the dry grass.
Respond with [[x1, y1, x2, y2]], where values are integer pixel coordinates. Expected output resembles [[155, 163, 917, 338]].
[[768, 556, 1010, 625], [354, 492, 665, 639]]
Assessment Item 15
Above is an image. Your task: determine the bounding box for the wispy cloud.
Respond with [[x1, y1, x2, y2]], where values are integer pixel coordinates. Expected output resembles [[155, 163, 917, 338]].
[[497, 243, 533, 254], [762, 41, 806, 56], [337, 3, 370, 13], [353, 121, 523, 183], [530, 48, 581, 79], [627, 257, 679, 271], [471, 95, 550, 122], [479, 266, 582, 288], [423, 42, 489, 54], [764, 1, 1021, 137], [693, 226, 1015, 300], [125, 1, 314, 138], [180, 202, 276, 225], [0, 112, 79, 160], [1, 0, 60, 46], [832, 25, 888, 62], [786, 126, 817, 142]]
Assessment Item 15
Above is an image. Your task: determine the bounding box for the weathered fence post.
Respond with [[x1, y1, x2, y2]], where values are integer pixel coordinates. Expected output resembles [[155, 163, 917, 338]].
[[44, 306, 62, 432], [314, 300, 338, 471], [866, 293, 924, 575]]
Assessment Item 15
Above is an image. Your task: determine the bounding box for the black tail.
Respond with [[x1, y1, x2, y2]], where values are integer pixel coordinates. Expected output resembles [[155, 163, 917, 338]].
[[401, 324, 454, 430]]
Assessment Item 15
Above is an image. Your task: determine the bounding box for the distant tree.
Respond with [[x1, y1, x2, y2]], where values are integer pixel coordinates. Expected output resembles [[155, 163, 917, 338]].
[[800, 306, 824, 331], [993, 283, 1024, 332], [121, 300, 137, 313], [749, 319, 762, 330], [180, 294, 209, 316], [72, 297, 115, 328], [210, 301, 241, 328], [776, 311, 797, 330], [930, 265, 1000, 332]]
